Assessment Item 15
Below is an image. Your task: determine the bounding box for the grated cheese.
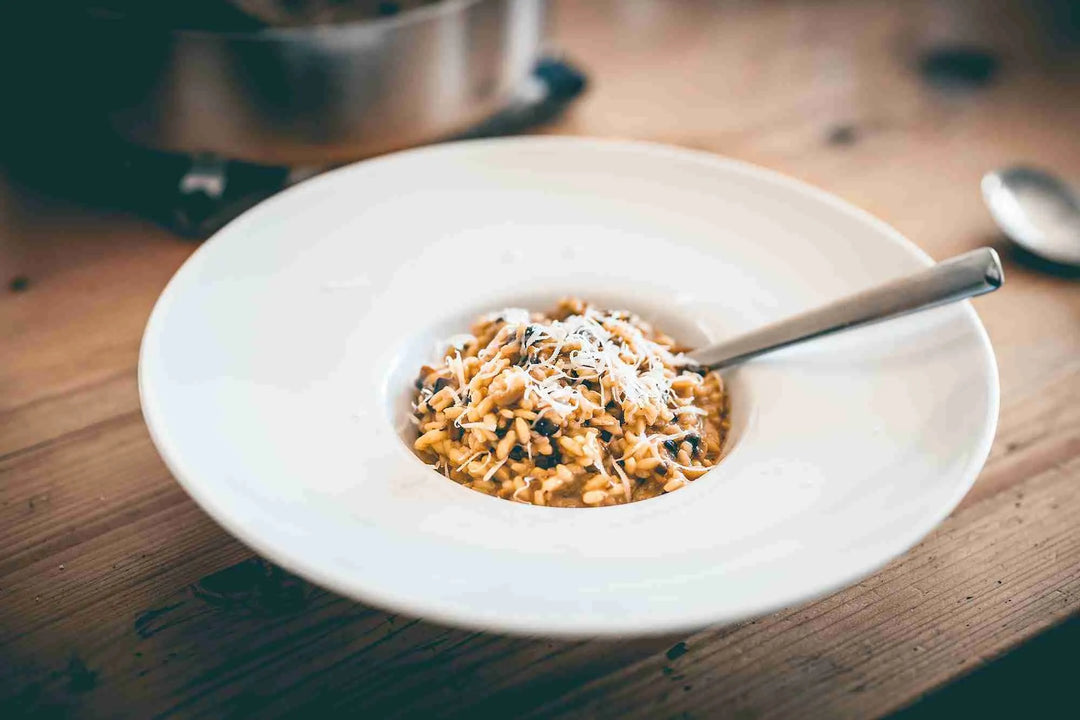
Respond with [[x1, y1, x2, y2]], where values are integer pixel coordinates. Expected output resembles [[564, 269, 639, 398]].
[[412, 299, 728, 506], [482, 456, 508, 483], [611, 457, 633, 498]]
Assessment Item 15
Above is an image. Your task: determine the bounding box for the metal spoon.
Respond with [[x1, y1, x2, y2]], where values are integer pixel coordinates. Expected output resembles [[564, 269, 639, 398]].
[[982, 166, 1080, 266], [686, 247, 1002, 370]]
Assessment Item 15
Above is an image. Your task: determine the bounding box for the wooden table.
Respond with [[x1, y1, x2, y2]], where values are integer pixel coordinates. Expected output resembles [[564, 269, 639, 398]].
[[3, 1, 1079, 717]]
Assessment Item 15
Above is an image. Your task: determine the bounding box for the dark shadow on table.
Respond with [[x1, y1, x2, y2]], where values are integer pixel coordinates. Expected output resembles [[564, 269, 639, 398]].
[[2, 556, 690, 718], [987, 233, 1080, 281], [888, 615, 1079, 719]]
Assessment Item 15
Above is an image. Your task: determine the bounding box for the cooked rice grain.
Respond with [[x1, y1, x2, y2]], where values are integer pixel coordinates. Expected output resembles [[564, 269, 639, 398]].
[[412, 299, 730, 507]]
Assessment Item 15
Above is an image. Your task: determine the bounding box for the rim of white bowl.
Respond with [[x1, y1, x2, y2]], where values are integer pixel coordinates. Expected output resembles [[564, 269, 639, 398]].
[[139, 136, 1000, 637]]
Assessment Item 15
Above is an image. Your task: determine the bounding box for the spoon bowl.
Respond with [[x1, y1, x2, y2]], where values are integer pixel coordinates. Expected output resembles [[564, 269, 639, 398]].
[[982, 166, 1080, 266]]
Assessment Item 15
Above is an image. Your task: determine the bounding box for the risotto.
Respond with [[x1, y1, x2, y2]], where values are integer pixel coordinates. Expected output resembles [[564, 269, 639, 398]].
[[411, 298, 730, 507]]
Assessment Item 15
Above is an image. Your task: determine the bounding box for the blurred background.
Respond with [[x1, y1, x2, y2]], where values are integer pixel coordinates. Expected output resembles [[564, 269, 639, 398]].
[[1, 0, 1078, 238]]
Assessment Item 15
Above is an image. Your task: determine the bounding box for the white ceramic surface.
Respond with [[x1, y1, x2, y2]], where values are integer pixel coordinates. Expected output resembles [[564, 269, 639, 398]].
[[139, 137, 999, 637]]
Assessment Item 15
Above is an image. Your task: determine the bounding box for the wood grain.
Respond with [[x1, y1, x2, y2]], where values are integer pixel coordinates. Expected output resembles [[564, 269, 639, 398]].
[[2, 419, 1075, 718], [527, 462, 1080, 719], [3, 0, 1080, 717]]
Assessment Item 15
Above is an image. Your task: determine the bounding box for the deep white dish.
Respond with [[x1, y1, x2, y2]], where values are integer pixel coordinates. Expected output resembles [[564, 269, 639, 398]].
[[139, 137, 998, 637]]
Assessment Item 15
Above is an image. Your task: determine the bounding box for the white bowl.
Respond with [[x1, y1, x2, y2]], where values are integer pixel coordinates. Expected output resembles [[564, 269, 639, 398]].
[[139, 137, 998, 637]]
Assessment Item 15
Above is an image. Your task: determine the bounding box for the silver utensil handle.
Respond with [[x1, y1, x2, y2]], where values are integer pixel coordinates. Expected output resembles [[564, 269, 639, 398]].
[[686, 247, 1004, 370]]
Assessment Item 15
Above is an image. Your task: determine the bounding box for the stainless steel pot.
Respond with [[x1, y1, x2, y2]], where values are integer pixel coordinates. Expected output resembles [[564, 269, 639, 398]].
[[47, 0, 549, 165]]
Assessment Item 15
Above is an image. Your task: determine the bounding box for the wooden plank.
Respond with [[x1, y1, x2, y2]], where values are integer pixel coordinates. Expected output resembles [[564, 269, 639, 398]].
[[0, 371, 140, 461], [1, 414, 179, 580], [2, 0, 1080, 716], [3, 348, 1079, 632], [0, 421, 248, 638], [0, 190, 188, 415], [0, 346, 1078, 715], [525, 461, 1080, 720], [963, 361, 1080, 511], [1, 440, 1074, 718]]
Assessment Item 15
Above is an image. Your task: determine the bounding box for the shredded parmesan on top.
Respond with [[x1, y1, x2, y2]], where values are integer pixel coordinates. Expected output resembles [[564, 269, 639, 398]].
[[410, 298, 729, 507]]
